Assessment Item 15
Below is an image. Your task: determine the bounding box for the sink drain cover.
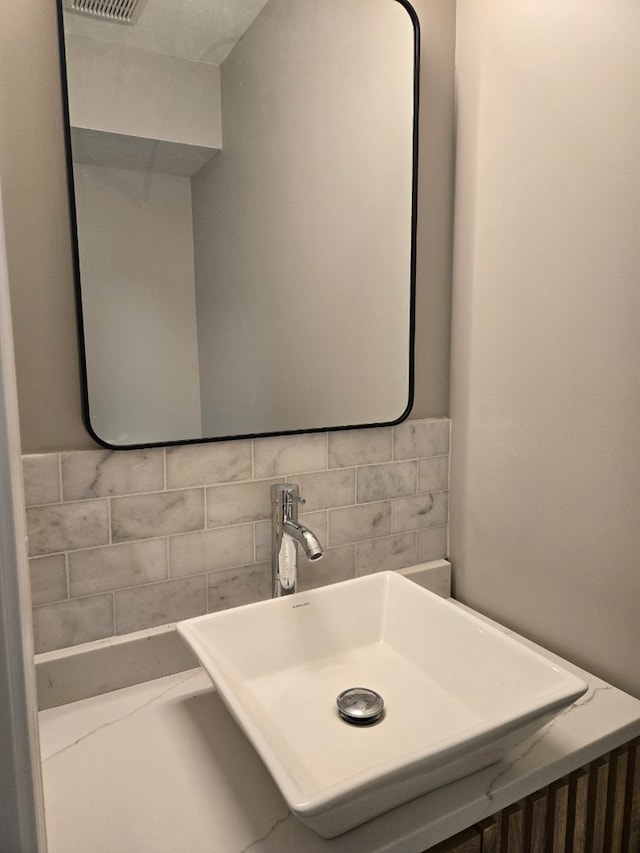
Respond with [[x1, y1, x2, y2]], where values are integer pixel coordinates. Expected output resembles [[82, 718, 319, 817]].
[[336, 688, 384, 725]]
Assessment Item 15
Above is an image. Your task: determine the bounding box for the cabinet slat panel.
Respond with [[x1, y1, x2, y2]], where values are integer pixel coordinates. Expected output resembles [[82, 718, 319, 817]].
[[586, 757, 609, 853], [568, 767, 590, 853], [604, 745, 628, 852], [422, 737, 640, 853], [526, 789, 548, 853], [547, 776, 570, 853], [476, 815, 501, 852], [622, 738, 640, 853], [502, 800, 525, 852]]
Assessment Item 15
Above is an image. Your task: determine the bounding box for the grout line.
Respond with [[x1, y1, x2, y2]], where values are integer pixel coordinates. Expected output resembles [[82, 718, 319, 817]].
[[41, 529, 438, 605], [203, 484, 208, 530], [60, 571, 218, 606], [41, 535, 442, 613], [29, 492, 450, 564], [28, 461, 446, 508], [250, 439, 255, 481], [57, 453, 63, 502], [64, 552, 70, 600], [163, 448, 167, 491]]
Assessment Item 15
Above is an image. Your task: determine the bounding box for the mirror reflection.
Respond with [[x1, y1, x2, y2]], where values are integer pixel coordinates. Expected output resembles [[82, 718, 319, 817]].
[[59, 0, 418, 447]]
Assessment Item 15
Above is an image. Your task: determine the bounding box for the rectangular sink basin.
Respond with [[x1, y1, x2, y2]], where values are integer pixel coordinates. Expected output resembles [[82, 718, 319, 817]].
[[177, 571, 587, 837]]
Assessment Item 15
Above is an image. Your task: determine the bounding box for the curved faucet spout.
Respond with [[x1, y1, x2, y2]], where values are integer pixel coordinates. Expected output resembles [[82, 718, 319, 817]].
[[271, 483, 324, 597], [283, 519, 324, 562]]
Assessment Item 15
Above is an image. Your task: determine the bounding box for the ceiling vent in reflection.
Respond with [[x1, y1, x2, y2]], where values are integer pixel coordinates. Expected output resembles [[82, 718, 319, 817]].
[[63, 0, 147, 25]]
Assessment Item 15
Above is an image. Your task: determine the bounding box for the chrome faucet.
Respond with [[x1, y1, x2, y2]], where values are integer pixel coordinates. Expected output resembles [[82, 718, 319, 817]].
[[271, 483, 323, 596]]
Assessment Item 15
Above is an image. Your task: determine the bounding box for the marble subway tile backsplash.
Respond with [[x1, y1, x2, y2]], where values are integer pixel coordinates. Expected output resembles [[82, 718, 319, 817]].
[[23, 418, 450, 654], [27, 500, 110, 556]]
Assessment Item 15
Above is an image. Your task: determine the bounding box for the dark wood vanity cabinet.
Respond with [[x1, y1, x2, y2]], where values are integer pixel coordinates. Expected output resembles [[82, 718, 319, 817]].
[[426, 737, 639, 852]]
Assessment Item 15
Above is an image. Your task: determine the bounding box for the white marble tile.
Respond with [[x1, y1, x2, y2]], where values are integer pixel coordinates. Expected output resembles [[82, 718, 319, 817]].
[[392, 491, 449, 534], [251, 519, 270, 565], [26, 426, 449, 661], [355, 533, 417, 576], [29, 555, 67, 606], [417, 526, 448, 563], [298, 545, 355, 592], [207, 563, 271, 612], [32, 594, 114, 653], [61, 449, 164, 500], [328, 501, 392, 546], [114, 576, 207, 635], [393, 492, 449, 534], [111, 489, 204, 543], [169, 525, 254, 578], [26, 501, 110, 557], [206, 479, 280, 529], [68, 539, 168, 597], [166, 441, 251, 489], [23, 454, 60, 506], [253, 433, 327, 479], [328, 428, 392, 469], [418, 455, 449, 493], [356, 461, 417, 503], [292, 469, 356, 512], [255, 511, 327, 564], [393, 419, 450, 460]]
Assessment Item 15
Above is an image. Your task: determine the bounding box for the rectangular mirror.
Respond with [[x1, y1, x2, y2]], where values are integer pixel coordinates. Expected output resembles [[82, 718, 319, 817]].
[[57, 0, 419, 448]]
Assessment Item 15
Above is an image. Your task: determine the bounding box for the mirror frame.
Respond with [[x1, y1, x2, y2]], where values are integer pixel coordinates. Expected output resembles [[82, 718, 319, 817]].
[[55, 0, 420, 450]]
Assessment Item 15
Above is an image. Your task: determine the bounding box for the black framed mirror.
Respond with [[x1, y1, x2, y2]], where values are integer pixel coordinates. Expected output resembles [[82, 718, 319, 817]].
[[57, 0, 419, 449]]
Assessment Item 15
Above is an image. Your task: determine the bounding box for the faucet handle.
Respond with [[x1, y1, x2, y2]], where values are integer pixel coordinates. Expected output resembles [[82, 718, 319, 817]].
[[285, 491, 305, 516], [272, 482, 306, 512]]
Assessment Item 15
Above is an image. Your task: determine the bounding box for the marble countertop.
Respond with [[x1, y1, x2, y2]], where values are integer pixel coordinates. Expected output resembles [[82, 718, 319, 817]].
[[39, 606, 640, 853]]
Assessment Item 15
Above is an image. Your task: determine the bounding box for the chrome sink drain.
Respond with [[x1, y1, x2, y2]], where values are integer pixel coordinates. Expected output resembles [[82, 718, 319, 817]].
[[336, 688, 384, 725]]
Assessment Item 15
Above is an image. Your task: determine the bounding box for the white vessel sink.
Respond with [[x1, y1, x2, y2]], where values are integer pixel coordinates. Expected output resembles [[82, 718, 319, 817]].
[[177, 571, 587, 837]]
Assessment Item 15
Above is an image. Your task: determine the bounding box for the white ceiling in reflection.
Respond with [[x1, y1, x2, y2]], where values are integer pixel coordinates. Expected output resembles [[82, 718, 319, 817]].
[[63, 0, 270, 65]]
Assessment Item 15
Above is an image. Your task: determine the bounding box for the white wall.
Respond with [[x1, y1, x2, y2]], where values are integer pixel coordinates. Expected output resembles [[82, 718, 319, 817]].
[[73, 164, 202, 445], [450, 0, 640, 697]]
